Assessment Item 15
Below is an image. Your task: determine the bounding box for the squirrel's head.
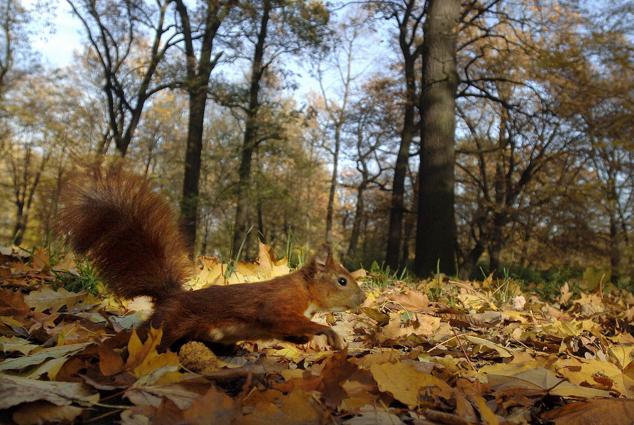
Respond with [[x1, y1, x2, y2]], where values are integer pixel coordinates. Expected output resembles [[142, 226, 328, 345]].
[[301, 244, 365, 313]]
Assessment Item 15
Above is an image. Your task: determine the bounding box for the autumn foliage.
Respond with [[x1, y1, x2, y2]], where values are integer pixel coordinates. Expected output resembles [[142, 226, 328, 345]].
[[1, 246, 633, 424]]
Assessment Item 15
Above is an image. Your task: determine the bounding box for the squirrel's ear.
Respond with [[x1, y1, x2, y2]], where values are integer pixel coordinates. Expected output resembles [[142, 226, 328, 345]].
[[313, 243, 335, 269], [303, 243, 334, 277]]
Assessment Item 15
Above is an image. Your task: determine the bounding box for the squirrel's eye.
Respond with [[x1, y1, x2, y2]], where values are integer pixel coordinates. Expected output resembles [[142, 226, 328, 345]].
[[337, 277, 348, 286]]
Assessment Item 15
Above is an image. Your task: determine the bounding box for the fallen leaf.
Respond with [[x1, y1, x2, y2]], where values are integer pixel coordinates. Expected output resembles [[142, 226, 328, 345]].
[[0, 373, 99, 409], [182, 386, 237, 425], [0, 342, 91, 372], [370, 362, 453, 408], [126, 382, 205, 409], [343, 405, 404, 424], [26, 356, 70, 380], [541, 398, 634, 425], [463, 335, 513, 358], [99, 344, 125, 376], [0, 335, 39, 355], [0, 289, 30, 316], [12, 401, 82, 425], [24, 286, 87, 313], [238, 389, 322, 425]]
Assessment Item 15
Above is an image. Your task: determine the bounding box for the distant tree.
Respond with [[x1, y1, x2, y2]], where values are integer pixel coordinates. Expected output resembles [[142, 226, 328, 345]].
[[67, 0, 179, 156], [370, 0, 426, 272], [537, 3, 634, 282], [0, 0, 31, 154], [346, 88, 390, 261], [312, 17, 366, 245], [3, 76, 71, 245], [0, 0, 25, 101], [174, 0, 237, 252], [230, 0, 329, 256]]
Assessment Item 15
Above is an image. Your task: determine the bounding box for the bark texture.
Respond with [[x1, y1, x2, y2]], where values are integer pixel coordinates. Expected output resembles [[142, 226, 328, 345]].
[[415, 0, 461, 276]]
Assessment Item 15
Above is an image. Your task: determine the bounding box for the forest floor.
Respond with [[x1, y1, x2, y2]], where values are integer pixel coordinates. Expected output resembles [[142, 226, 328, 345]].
[[0, 245, 633, 425]]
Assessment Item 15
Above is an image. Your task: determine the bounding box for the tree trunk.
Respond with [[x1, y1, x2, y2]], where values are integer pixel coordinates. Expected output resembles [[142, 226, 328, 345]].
[[386, 8, 419, 271], [11, 202, 25, 245], [181, 89, 207, 248], [232, 0, 270, 257], [488, 215, 504, 274], [415, 0, 461, 277], [325, 124, 341, 244], [462, 241, 485, 279], [386, 67, 415, 271], [609, 213, 621, 284], [347, 183, 366, 259], [177, 0, 226, 252]]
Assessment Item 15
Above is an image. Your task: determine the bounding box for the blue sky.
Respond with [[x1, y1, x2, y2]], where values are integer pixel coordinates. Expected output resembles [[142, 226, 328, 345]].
[[27, 1, 81, 68], [25, 1, 391, 104]]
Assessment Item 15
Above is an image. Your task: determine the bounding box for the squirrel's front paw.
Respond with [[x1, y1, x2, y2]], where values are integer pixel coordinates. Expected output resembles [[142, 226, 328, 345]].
[[324, 329, 345, 350]]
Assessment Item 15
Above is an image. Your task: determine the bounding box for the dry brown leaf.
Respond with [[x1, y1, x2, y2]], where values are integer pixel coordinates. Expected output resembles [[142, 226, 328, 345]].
[[389, 289, 430, 312], [12, 401, 82, 425], [99, 344, 125, 376], [31, 248, 50, 272], [182, 386, 237, 425], [0, 374, 99, 409], [238, 389, 322, 425], [541, 398, 634, 425], [0, 288, 30, 316], [125, 382, 205, 409]]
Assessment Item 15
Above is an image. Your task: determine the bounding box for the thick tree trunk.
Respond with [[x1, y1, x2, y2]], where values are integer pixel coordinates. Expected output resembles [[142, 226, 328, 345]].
[[415, 0, 461, 277], [232, 0, 270, 257]]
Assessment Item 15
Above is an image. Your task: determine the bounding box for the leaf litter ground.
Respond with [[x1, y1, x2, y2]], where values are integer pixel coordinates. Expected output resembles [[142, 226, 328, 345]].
[[0, 245, 633, 424]]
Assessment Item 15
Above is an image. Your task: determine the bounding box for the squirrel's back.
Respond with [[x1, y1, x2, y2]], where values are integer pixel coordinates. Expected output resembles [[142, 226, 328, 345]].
[[57, 167, 191, 301]]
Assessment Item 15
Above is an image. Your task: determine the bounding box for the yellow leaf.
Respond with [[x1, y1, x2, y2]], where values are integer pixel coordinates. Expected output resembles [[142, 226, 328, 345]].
[[370, 362, 452, 408], [463, 336, 513, 358], [470, 393, 499, 425], [0, 336, 39, 355], [126, 327, 162, 371], [555, 358, 631, 397]]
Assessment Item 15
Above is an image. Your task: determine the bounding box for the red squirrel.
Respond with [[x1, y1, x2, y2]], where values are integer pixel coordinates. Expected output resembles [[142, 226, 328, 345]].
[[57, 167, 365, 351]]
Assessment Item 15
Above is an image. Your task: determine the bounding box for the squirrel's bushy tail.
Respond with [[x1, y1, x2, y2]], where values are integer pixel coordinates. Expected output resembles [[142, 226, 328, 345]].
[[57, 167, 191, 301]]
